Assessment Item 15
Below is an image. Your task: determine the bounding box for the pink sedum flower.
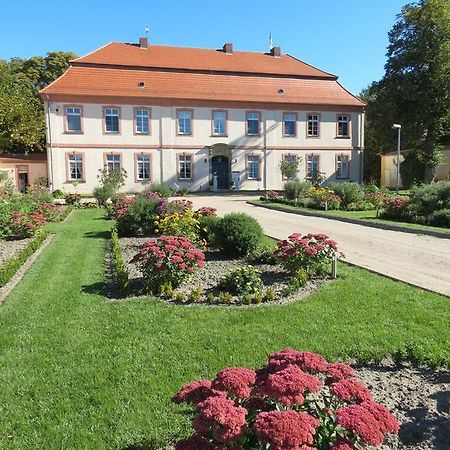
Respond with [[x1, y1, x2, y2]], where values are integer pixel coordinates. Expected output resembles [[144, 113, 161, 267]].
[[330, 439, 358, 450], [171, 380, 225, 406], [331, 378, 373, 403], [268, 348, 328, 373], [324, 362, 355, 381], [212, 367, 256, 399]]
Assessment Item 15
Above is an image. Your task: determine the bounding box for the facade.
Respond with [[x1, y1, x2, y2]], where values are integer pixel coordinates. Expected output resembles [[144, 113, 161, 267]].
[[40, 39, 365, 193], [0, 153, 48, 193]]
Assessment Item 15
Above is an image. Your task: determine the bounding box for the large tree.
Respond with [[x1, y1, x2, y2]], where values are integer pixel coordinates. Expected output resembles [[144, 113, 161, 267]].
[[0, 51, 77, 153], [364, 0, 450, 183]]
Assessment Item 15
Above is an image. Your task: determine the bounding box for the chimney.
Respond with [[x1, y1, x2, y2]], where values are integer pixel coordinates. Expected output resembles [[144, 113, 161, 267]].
[[270, 46, 281, 57], [223, 43, 233, 55], [139, 37, 148, 49]]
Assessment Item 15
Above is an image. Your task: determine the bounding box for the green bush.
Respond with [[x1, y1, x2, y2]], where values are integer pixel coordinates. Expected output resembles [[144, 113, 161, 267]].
[[283, 180, 311, 202], [409, 181, 450, 218], [215, 213, 264, 257], [218, 265, 263, 295], [429, 209, 450, 228], [198, 214, 220, 245], [148, 182, 173, 198], [110, 225, 129, 297], [329, 182, 364, 208], [52, 189, 65, 199], [116, 195, 159, 236]]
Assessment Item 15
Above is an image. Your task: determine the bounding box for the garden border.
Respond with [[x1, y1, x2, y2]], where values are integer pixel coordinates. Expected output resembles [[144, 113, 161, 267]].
[[249, 200, 450, 240], [0, 232, 54, 304]]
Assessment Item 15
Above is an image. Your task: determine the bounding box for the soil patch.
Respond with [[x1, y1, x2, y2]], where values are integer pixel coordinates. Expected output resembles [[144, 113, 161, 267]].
[[0, 237, 31, 265]]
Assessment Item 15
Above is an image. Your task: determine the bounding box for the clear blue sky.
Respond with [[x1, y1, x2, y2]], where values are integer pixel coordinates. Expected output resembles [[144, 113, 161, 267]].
[[0, 0, 408, 94]]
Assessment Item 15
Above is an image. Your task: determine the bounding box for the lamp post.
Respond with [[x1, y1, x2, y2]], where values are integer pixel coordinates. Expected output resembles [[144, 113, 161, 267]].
[[392, 124, 401, 194]]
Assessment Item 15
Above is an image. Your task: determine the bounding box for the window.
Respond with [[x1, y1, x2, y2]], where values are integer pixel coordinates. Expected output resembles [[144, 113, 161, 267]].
[[283, 113, 296, 137], [337, 115, 350, 137], [178, 154, 192, 180], [336, 154, 350, 179], [66, 107, 81, 132], [68, 154, 83, 181], [106, 154, 121, 174], [246, 112, 260, 136], [212, 110, 227, 136], [306, 154, 319, 180], [177, 110, 192, 135], [247, 155, 260, 179], [307, 114, 319, 137], [136, 154, 151, 181], [282, 154, 298, 180], [135, 109, 150, 134], [104, 108, 120, 133]]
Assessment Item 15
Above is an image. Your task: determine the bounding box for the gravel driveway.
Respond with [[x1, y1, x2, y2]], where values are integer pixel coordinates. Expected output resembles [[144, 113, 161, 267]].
[[181, 194, 450, 296]]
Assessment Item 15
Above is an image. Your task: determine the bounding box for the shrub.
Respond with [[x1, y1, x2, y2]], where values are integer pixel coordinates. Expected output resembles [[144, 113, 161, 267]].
[[94, 167, 127, 206], [155, 208, 201, 244], [116, 195, 160, 236], [168, 199, 193, 214], [0, 172, 14, 196], [93, 184, 116, 207], [430, 208, 450, 228], [196, 206, 217, 217], [198, 214, 220, 246], [275, 232, 340, 276], [39, 202, 64, 222], [285, 268, 310, 295], [8, 211, 47, 238], [148, 182, 173, 198], [65, 193, 81, 205], [284, 179, 311, 202], [215, 213, 264, 257], [131, 235, 205, 293], [279, 155, 301, 180], [172, 348, 399, 449], [218, 265, 263, 295], [381, 197, 409, 220], [346, 201, 375, 211], [365, 190, 385, 208], [51, 189, 65, 199], [308, 187, 341, 210], [409, 180, 450, 217], [329, 182, 365, 209], [110, 225, 129, 297]]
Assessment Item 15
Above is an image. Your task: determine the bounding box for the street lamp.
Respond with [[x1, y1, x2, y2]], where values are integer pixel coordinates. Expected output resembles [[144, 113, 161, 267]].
[[392, 124, 401, 194]]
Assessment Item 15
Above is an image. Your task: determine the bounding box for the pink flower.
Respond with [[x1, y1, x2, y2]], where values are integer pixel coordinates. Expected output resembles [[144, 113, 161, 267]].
[[268, 348, 328, 373], [172, 380, 225, 406], [361, 401, 400, 434], [324, 363, 355, 381], [212, 367, 256, 399], [330, 439, 358, 450], [193, 396, 247, 442], [254, 410, 319, 449], [331, 378, 373, 403]]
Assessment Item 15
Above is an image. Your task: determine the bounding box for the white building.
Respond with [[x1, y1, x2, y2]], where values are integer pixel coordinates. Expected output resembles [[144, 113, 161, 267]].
[[40, 38, 365, 193]]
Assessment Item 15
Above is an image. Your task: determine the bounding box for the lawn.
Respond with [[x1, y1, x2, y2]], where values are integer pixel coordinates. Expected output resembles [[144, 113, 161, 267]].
[[250, 199, 450, 236], [0, 209, 449, 449]]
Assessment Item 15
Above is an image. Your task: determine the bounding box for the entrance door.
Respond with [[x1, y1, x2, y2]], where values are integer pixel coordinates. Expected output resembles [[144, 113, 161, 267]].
[[211, 156, 229, 190], [18, 172, 28, 193]]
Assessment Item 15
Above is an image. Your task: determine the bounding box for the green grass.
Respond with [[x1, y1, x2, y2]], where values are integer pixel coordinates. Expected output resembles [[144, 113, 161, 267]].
[[252, 200, 450, 235], [0, 209, 449, 449]]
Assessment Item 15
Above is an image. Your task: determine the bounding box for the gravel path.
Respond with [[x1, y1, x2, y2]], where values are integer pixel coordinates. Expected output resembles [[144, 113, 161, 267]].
[[179, 194, 450, 296], [0, 238, 31, 265]]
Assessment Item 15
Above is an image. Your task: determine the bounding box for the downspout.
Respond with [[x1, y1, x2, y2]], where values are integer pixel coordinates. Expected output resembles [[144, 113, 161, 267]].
[[359, 111, 365, 183], [46, 94, 54, 191], [263, 111, 267, 193], [159, 107, 164, 184]]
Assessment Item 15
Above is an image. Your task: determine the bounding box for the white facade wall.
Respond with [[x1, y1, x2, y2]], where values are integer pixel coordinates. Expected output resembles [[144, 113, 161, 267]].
[[45, 102, 364, 193]]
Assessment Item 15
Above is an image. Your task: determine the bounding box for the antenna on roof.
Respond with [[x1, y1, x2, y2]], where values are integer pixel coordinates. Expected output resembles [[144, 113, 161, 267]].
[[145, 24, 149, 36], [268, 32, 273, 52]]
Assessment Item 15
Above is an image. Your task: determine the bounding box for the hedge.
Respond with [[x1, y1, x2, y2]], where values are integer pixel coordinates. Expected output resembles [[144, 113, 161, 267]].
[[110, 225, 129, 297]]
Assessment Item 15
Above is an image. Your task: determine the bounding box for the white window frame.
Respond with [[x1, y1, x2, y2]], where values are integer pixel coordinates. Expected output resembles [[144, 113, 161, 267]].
[[246, 112, 260, 136], [247, 155, 260, 180], [106, 154, 121, 174], [135, 109, 150, 134], [104, 108, 120, 133], [283, 113, 296, 137], [68, 154, 83, 181], [177, 110, 192, 135], [136, 154, 151, 181], [336, 155, 350, 179], [337, 115, 350, 137], [212, 110, 227, 136], [178, 154, 192, 180], [306, 154, 319, 179], [307, 114, 319, 137], [66, 107, 81, 132]]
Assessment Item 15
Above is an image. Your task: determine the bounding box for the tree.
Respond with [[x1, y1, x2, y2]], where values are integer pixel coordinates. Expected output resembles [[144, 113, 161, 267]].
[[363, 0, 450, 182], [279, 155, 301, 180]]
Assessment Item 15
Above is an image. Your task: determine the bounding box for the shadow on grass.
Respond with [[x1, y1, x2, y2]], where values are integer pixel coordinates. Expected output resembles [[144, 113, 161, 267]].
[[84, 230, 111, 239], [81, 281, 110, 297]]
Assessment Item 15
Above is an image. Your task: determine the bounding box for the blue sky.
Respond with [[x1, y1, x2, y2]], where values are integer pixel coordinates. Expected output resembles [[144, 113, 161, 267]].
[[0, 0, 408, 94]]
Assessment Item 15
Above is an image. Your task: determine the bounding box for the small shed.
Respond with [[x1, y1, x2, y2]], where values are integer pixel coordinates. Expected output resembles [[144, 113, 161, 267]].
[[0, 153, 48, 193]]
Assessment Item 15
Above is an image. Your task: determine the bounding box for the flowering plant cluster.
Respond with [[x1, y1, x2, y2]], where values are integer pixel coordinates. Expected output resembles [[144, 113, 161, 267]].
[[168, 199, 193, 213], [65, 193, 82, 205], [218, 265, 263, 296], [308, 188, 341, 210], [382, 197, 409, 220], [196, 207, 218, 217], [364, 191, 385, 208], [131, 235, 205, 293], [38, 202, 64, 222], [8, 211, 47, 238], [155, 209, 202, 244], [275, 233, 341, 277], [266, 190, 281, 200], [172, 348, 399, 449]]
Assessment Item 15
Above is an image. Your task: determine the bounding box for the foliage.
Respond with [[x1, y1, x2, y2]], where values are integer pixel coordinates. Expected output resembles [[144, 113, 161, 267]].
[[400, 152, 426, 189], [131, 235, 205, 293], [115, 195, 160, 236], [430, 208, 450, 227], [110, 225, 129, 297], [0, 171, 15, 195], [8, 211, 47, 238], [155, 209, 201, 244], [65, 193, 81, 205], [409, 180, 450, 217], [196, 207, 217, 217], [285, 268, 310, 295], [0, 229, 49, 287], [276, 232, 340, 277], [93, 167, 127, 206], [147, 182, 173, 198], [284, 179, 311, 202], [215, 213, 264, 257], [198, 214, 220, 246], [279, 155, 301, 180], [38, 202, 63, 222], [172, 349, 399, 449], [381, 197, 410, 221], [308, 187, 341, 210], [218, 265, 264, 295], [51, 189, 65, 199], [329, 182, 365, 209]]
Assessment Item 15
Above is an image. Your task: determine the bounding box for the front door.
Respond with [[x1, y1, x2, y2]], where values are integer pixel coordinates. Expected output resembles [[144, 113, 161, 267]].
[[211, 156, 229, 190], [18, 172, 28, 193]]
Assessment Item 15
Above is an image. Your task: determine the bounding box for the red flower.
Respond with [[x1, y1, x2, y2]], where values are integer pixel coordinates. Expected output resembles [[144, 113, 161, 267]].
[[254, 410, 319, 449], [361, 401, 400, 434], [268, 348, 328, 373], [330, 439, 358, 450], [258, 364, 321, 405], [330, 378, 373, 403], [324, 362, 355, 381], [193, 396, 247, 442], [172, 380, 225, 406], [212, 367, 256, 399]]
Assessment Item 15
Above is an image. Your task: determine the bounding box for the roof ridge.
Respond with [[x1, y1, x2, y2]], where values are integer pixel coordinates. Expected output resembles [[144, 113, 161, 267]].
[[39, 65, 73, 94], [335, 80, 366, 106], [285, 54, 337, 79]]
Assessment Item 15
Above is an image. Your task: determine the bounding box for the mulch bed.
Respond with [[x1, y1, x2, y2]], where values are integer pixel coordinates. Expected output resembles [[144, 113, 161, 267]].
[[0, 238, 32, 266], [119, 236, 327, 305]]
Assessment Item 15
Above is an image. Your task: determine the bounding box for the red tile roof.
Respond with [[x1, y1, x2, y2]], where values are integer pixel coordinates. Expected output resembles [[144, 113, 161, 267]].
[[40, 42, 364, 109]]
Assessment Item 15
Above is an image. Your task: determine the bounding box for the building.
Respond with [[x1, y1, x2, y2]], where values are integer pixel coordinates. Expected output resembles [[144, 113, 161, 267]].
[[0, 153, 48, 193], [39, 38, 365, 193]]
